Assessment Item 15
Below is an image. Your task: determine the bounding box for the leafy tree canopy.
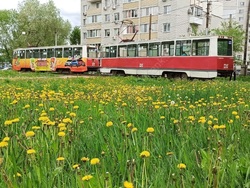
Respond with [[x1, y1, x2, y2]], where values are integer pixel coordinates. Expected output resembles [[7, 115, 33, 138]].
[[0, 0, 72, 63], [70, 26, 80, 45]]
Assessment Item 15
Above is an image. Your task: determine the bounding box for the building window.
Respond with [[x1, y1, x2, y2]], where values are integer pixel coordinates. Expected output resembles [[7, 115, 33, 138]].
[[87, 15, 102, 23], [114, 13, 120, 21], [123, 9, 138, 18], [239, 9, 244, 14], [83, 19, 86, 26], [114, 28, 119, 36], [163, 5, 171, 14], [105, 14, 110, 22], [163, 23, 170, 32], [96, 3, 100, 8], [83, 32, 87, 39], [105, 29, 110, 37], [239, 17, 244, 21], [140, 24, 148, 33], [123, 0, 136, 3], [141, 7, 159, 16], [87, 29, 101, 38], [83, 5, 87, 13], [239, 2, 245, 6], [127, 25, 138, 33]]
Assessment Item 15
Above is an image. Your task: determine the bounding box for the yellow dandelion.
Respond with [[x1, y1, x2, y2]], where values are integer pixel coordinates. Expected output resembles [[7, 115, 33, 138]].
[[58, 132, 66, 137], [106, 121, 113, 127], [160, 116, 165, 119], [146, 127, 154, 133], [127, 123, 133, 128], [131, 127, 138, 132], [177, 163, 186, 169], [73, 164, 80, 169], [82, 175, 93, 181], [81, 157, 89, 162], [32, 126, 40, 130], [2, 137, 10, 142], [56, 157, 65, 161], [90, 158, 100, 165], [140, 150, 150, 158], [0, 141, 8, 148], [27, 149, 36, 154], [4, 120, 12, 126], [49, 107, 55, 111], [124, 181, 134, 188], [69, 112, 76, 117], [38, 103, 43, 107], [24, 104, 30, 109], [73, 105, 79, 109], [232, 111, 238, 115], [12, 118, 20, 123], [60, 127, 67, 131], [25, 131, 35, 137]]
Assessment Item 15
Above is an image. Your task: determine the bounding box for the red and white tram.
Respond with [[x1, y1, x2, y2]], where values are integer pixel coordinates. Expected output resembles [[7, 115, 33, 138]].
[[97, 36, 234, 79]]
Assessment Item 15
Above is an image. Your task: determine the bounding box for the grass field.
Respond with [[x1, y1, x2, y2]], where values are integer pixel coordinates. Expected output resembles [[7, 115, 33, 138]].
[[0, 70, 250, 188]]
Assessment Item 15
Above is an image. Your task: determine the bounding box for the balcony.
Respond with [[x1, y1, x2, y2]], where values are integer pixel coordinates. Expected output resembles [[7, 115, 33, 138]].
[[189, 16, 203, 25]]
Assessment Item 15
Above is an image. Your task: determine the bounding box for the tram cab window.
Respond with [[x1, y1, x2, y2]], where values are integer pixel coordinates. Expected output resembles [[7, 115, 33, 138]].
[[110, 46, 117, 57], [162, 41, 174, 56], [47, 48, 55, 58], [218, 39, 232, 56], [127, 44, 137, 57], [149, 43, 160, 57], [55, 48, 63, 58], [118, 46, 127, 57], [192, 39, 209, 56], [33, 49, 40, 58], [64, 47, 73, 58], [138, 43, 148, 57], [41, 49, 47, 59], [73, 47, 82, 58], [175, 40, 191, 56]]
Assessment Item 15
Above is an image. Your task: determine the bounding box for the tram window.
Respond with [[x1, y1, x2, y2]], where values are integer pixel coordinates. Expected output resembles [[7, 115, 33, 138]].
[[218, 39, 232, 56], [88, 48, 98, 58], [104, 47, 110, 57], [26, 50, 33, 58], [47, 48, 55, 58], [17, 50, 25, 58], [33, 49, 40, 58], [127, 44, 137, 57], [64, 47, 73, 58], [118, 46, 127, 57], [149, 43, 160, 57], [192, 39, 209, 56], [110, 46, 117, 57], [138, 43, 148, 57], [162, 41, 174, 56], [41, 49, 47, 59], [55, 48, 62, 58], [175, 40, 191, 56], [73, 47, 82, 58]]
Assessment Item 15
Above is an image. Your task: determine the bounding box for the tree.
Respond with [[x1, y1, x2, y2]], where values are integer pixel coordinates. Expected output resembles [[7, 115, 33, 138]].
[[70, 26, 80, 45], [0, 0, 72, 63], [211, 20, 245, 54], [17, 0, 71, 47], [0, 9, 19, 64]]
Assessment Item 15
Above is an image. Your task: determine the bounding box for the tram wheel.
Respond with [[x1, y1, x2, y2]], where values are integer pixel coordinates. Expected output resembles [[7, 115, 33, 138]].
[[180, 73, 188, 80]]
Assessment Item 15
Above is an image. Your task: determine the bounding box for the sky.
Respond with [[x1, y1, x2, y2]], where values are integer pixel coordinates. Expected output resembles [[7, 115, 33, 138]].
[[0, 0, 81, 27]]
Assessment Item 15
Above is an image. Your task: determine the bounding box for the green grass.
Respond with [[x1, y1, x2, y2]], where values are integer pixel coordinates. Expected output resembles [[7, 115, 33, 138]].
[[0, 74, 250, 188]]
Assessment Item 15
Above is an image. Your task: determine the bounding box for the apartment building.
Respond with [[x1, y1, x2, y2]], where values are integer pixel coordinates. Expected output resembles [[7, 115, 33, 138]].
[[80, 0, 249, 63]]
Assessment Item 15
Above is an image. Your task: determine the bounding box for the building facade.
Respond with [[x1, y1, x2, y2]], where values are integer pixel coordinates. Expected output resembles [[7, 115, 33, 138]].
[[80, 0, 250, 62]]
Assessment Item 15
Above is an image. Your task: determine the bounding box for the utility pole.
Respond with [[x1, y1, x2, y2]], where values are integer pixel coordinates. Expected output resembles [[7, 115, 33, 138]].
[[205, 0, 211, 35], [243, 0, 250, 76]]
